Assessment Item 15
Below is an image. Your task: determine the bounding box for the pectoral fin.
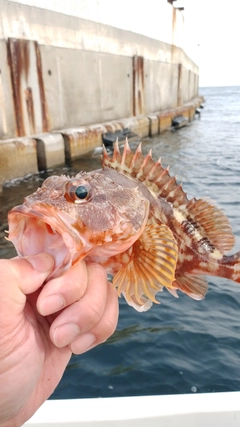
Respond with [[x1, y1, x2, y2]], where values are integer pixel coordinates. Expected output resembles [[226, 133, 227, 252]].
[[113, 224, 178, 311]]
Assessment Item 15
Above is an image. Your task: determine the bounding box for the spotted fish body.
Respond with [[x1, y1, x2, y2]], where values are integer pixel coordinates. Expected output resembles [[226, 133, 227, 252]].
[[101, 141, 240, 309], [8, 141, 240, 312]]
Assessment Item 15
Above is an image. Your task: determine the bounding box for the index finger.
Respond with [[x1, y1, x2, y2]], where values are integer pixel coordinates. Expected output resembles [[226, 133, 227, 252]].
[[37, 260, 88, 316], [49, 263, 110, 347]]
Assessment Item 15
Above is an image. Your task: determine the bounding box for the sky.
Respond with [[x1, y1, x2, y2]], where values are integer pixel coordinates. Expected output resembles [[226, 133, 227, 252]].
[[179, 0, 240, 87]]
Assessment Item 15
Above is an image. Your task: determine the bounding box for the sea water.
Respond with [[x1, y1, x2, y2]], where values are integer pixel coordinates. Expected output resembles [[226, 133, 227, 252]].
[[1, 86, 240, 398]]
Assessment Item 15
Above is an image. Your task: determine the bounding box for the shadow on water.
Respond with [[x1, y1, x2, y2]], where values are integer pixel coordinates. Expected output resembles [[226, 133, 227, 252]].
[[1, 86, 240, 398], [106, 323, 184, 345]]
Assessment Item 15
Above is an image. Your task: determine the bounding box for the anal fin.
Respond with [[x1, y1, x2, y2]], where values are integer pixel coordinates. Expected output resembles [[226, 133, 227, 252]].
[[173, 274, 208, 300]]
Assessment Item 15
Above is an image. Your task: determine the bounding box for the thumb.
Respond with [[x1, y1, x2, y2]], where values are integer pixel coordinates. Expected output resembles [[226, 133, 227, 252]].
[[0, 253, 54, 319], [20, 253, 55, 294]]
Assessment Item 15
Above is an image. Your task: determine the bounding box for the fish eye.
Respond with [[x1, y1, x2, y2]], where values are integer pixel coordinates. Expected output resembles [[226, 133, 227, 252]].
[[64, 179, 92, 204], [75, 185, 89, 200]]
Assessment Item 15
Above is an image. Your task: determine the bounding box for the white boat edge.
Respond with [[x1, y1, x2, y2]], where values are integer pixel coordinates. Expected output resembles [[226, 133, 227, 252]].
[[25, 391, 240, 426]]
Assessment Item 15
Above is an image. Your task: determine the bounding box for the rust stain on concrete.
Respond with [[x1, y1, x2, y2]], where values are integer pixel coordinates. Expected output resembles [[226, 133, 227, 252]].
[[7, 38, 49, 137], [34, 41, 49, 132], [7, 38, 27, 136], [132, 55, 145, 116], [24, 87, 36, 134], [177, 63, 182, 107]]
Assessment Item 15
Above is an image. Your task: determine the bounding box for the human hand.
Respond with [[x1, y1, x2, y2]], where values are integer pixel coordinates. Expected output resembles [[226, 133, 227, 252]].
[[0, 254, 118, 427]]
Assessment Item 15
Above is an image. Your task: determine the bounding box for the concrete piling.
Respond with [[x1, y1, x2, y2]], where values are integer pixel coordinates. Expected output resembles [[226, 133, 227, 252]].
[[0, 137, 38, 189], [35, 133, 65, 170]]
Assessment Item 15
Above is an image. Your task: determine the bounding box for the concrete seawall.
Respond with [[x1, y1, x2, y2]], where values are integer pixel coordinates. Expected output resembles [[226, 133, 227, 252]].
[[0, 97, 203, 190], [0, 0, 201, 189]]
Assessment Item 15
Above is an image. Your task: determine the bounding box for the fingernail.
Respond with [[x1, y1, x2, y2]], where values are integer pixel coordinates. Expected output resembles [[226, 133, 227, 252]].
[[53, 323, 80, 347], [71, 333, 96, 354], [39, 294, 65, 316], [27, 253, 54, 273]]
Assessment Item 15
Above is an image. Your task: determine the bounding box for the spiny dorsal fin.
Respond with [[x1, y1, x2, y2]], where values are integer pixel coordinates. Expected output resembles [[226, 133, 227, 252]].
[[181, 198, 235, 254], [113, 223, 178, 311], [102, 140, 189, 208]]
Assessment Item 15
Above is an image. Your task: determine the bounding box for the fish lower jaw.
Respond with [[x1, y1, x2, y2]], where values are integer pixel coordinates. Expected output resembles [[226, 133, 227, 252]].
[[8, 213, 85, 277]]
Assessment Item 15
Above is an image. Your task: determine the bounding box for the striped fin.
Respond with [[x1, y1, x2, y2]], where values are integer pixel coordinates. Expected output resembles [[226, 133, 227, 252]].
[[113, 224, 178, 311], [180, 198, 235, 254], [102, 140, 189, 208], [173, 274, 208, 300]]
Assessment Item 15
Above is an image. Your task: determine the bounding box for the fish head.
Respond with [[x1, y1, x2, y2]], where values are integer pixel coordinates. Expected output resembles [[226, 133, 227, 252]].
[[8, 170, 149, 277]]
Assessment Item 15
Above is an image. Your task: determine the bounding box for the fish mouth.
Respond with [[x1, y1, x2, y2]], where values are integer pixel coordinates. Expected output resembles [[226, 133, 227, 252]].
[[8, 196, 150, 279], [8, 204, 88, 277]]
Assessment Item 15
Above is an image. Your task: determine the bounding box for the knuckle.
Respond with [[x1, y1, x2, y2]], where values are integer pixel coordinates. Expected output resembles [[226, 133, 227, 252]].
[[86, 300, 102, 325], [95, 317, 117, 343]]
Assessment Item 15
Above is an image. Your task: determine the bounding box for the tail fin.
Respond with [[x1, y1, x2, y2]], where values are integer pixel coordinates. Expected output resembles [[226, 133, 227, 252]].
[[219, 251, 240, 284]]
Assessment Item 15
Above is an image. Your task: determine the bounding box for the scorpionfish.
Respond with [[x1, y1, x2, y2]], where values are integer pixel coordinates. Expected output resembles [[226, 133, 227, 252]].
[[8, 141, 240, 311]]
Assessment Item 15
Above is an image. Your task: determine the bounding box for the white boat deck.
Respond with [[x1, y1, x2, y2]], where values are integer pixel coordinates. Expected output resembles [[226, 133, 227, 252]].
[[25, 391, 240, 426]]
